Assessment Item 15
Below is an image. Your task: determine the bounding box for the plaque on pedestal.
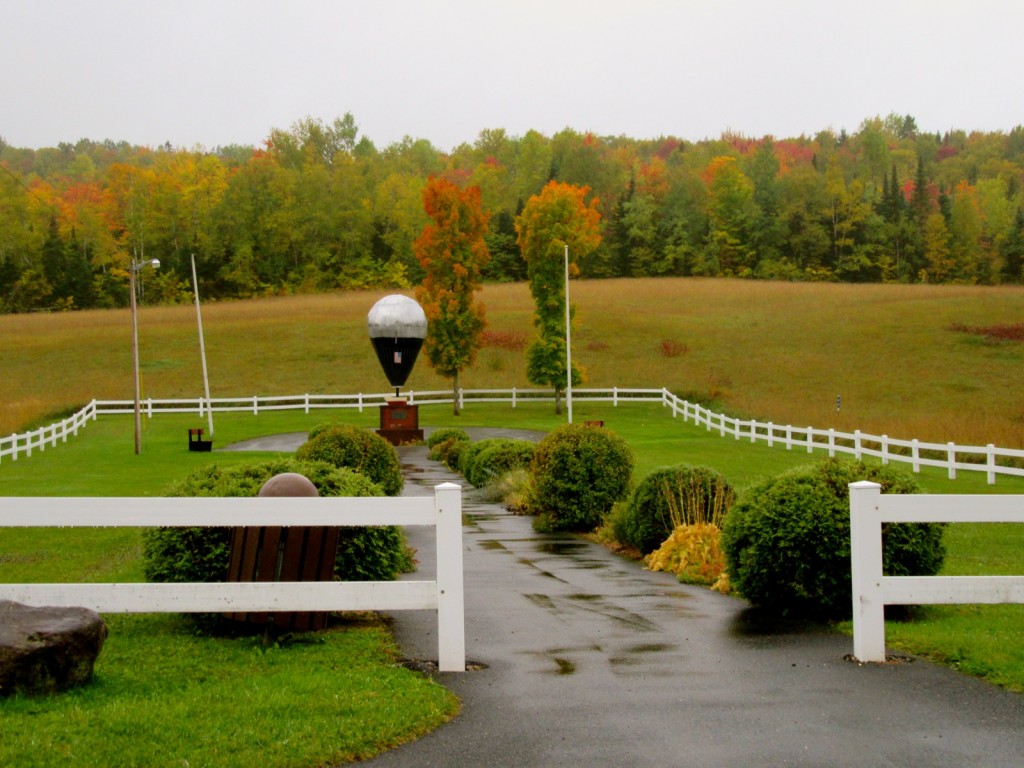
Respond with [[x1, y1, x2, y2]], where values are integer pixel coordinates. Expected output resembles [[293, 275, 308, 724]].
[[378, 399, 423, 445]]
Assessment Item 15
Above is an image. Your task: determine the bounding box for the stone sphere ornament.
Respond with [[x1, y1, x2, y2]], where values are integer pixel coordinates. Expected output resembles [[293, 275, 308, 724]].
[[367, 294, 428, 395], [258, 472, 319, 498]]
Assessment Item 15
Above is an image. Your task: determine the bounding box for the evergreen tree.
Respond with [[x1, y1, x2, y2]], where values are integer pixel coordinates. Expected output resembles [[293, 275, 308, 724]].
[[1000, 209, 1024, 283], [65, 228, 96, 308], [40, 217, 69, 305]]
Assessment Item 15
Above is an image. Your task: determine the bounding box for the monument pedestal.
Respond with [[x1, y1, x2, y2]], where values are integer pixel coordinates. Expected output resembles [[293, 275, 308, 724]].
[[377, 399, 423, 445]]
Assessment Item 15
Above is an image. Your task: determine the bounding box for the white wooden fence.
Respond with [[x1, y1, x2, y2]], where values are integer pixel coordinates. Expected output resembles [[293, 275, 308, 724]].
[[0, 400, 99, 462], [0, 484, 467, 672], [849, 480, 1024, 663], [5, 387, 1024, 483]]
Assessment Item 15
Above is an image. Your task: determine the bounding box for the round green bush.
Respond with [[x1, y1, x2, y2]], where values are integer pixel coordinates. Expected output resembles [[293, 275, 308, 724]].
[[614, 464, 735, 554], [456, 439, 489, 478], [427, 427, 470, 450], [296, 424, 403, 496], [438, 437, 468, 471], [720, 458, 946, 618], [461, 439, 536, 488], [142, 459, 413, 588], [528, 424, 634, 532]]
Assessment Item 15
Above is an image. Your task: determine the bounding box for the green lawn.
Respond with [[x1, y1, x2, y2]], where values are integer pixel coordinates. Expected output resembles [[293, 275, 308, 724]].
[[0, 408, 453, 768]]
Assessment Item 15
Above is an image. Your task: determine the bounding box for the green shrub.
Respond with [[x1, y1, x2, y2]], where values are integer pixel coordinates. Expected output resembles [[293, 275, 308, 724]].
[[296, 424, 403, 496], [439, 438, 467, 471], [456, 439, 489, 478], [142, 459, 413, 589], [427, 427, 470, 450], [614, 464, 735, 554], [428, 437, 463, 469], [720, 458, 946, 619], [527, 424, 634, 532], [460, 438, 536, 488], [476, 466, 533, 512]]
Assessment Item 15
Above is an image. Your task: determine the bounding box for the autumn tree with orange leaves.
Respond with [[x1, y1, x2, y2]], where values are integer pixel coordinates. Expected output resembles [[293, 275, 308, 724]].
[[414, 177, 491, 415]]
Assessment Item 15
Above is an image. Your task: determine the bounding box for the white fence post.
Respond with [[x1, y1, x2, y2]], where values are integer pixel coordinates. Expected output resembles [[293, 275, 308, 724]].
[[881, 435, 889, 465], [912, 439, 920, 473], [947, 442, 956, 480], [807, 427, 814, 454], [988, 444, 996, 485], [434, 482, 466, 672], [849, 481, 886, 662], [849, 484, 1024, 664]]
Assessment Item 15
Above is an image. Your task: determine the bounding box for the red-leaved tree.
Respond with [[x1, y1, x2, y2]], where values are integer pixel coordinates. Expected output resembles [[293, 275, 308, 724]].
[[414, 177, 491, 414]]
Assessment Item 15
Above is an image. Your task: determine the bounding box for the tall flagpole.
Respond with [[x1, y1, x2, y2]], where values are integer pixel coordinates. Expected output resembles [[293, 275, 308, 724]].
[[565, 243, 573, 425], [191, 254, 214, 437]]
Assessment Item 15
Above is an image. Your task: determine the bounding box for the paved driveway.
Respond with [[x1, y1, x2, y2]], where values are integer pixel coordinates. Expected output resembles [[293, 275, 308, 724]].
[[368, 443, 1024, 768]]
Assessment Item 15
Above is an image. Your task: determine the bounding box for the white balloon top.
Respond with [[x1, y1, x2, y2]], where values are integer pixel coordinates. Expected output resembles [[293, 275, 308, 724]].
[[367, 294, 428, 339]]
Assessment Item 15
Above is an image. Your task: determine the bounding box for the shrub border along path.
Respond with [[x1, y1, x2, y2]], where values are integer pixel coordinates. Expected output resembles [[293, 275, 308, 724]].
[[369, 439, 1024, 767]]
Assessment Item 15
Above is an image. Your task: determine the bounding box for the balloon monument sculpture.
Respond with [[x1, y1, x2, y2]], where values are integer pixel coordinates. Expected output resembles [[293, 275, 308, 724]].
[[367, 294, 428, 445]]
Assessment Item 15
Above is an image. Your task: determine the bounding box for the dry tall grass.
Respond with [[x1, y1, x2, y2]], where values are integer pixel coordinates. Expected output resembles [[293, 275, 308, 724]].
[[3, 279, 1023, 447]]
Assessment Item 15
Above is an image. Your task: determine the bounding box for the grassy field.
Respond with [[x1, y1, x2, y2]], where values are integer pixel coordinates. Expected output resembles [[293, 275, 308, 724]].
[[4, 278, 1024, 447], [3, 278, 1024, 764]]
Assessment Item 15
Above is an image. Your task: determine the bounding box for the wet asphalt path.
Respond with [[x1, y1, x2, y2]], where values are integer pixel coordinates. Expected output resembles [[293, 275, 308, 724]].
[[226, 430, 1024, 766], [367, 441, 1024, 768]]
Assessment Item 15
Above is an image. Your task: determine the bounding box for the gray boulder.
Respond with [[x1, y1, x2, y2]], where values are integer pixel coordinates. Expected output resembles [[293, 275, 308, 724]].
[[0, 600, 108, 697]]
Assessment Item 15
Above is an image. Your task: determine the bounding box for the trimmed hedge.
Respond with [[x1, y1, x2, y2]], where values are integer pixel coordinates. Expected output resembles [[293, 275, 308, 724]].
[[427, 427, 470, 450], [459, 438, 536, 488], [720, 458, 946, 618], [528, 423, 634, 532], [432, 437, 467, 470], [614, 464, 735, 554], [296, 424, 403, 496], [142, 459, 413, 589]]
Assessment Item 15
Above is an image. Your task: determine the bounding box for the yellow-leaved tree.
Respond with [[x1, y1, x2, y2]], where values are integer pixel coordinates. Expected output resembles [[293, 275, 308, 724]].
[[514, 181, 601, 413]]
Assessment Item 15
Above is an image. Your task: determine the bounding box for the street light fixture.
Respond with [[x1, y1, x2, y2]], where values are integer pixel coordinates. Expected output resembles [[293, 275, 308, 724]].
[[130, 258, 160, 454]]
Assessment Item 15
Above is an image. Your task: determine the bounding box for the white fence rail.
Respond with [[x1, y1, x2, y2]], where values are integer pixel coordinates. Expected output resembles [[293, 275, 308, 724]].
[[4, 387, 1024, 483], [0, 484, 466, 672], [0, 400, 99, 463], [849, 480, 1024, 663]]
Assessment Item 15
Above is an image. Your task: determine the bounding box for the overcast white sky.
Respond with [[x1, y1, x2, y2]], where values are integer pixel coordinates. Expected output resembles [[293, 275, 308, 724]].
[[3, 0, 1022, 152]]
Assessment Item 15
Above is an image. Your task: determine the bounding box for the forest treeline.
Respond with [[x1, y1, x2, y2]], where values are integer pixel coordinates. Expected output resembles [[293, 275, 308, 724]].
[[2, 112, 1024, 313]]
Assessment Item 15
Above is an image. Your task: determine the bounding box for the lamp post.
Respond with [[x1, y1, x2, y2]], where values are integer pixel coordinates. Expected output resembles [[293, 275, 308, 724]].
[[130, 258, 160, 454], [565, 243, 573, 424]]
